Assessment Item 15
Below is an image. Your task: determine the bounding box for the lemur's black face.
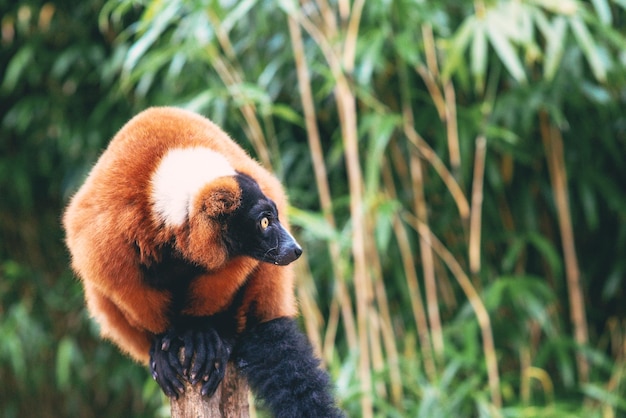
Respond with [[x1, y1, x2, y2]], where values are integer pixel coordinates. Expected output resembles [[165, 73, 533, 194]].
[[225, 173, 302, 266]]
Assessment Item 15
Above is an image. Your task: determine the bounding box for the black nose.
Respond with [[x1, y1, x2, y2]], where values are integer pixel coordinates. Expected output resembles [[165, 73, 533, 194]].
[[274, 242, 303, 265]]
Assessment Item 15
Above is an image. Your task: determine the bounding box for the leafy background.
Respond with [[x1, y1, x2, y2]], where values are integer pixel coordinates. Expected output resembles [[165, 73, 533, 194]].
[[1, 0, 625, 417]]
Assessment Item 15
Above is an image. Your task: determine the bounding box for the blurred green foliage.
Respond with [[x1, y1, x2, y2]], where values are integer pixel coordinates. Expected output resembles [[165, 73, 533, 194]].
[[1, 0, 625, 417]]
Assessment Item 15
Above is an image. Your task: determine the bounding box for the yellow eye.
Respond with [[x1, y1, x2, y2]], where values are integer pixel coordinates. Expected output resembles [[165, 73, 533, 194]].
[[260, 217, 269, 229]]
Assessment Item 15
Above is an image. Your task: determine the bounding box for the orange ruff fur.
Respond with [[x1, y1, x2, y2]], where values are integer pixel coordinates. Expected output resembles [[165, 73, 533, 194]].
[[63, 107, 297, 363]]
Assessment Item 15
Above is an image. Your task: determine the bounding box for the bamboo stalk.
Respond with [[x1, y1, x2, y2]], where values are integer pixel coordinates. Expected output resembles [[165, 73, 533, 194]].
[[539, 110, 589, 383], [406, 214, 502, 410], [337, 0, 350, 21], [314, 0, 338, 36], [335, 76, 373, 418], [382, 157, 437, 381], [342, 0, 364, 72], [368, 302, 387, 399], [418, 24, 446, 122], [323, 298, 341, 362], [335, 20, 373, 418], [605, 319, 625, 401], [398, 51, 444, 362], [469, 135, 487, 274], [409, 152, 444, 362], [414, 28, 468, 221], [286, 15, 358, 353], [393, 217, 438, 380], [519, 346, 531, 404], [204, 45, 273, 170], [294, 254, 325, 359], [416, 65, 446, 120], [203, 10, 278, 169], [443, 82, 461, 179], [287, 6, 374, 416], [422, 24, 440, 81], [206, 9, 238, 62], [331, 4, 374, 415], [404, 122, 470, 221], [365, 209, 404, 405]]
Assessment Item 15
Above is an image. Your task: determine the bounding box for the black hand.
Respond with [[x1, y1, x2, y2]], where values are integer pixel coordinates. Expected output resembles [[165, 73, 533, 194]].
[[150, 327, 233, 398], [150, 330, 186, 398], [179, 327, 232, 396]]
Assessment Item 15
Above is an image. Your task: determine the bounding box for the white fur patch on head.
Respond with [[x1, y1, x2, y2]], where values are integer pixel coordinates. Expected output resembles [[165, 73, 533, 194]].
[[151, 147, 236, 226]]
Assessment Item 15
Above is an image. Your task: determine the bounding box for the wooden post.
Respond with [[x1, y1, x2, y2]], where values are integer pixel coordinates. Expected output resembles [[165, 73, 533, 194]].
[[170, 362, 250, 418]]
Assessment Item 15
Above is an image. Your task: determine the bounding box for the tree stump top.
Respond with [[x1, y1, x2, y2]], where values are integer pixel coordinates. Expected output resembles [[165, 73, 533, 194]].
[[170, 362, 249, 418]]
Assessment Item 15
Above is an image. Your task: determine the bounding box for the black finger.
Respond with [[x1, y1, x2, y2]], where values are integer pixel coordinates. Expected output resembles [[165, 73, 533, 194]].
[[190, 330, 210, 384], [201, 362, 225, 397], [167, 344, 185, 377], [179, 329, 194, 376], [160, 333, 173, 351]]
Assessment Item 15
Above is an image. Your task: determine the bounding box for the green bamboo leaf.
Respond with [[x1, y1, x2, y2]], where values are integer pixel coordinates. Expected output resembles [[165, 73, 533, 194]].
[[581, 81, 612, 104], [569, 16, 607, 82], [394, 31, 422, 66], [486, 21, 527, 83], [276, 0, 300, 16], [51, 47, 81, 78], [603, 270, 623, 301], [56, 337, 75, 390], [470, 20, 487, 92], [357, 30, 385, 86], [1, 46, 33, 92], [183, 90, 218, 112], [98, 0, 135, 33], [533, 0, 579, 15], [501, 236, 526, 273], [124, 1, 180, 73], [229, 82, 272, 111], [543, 16, 567, 80], [578, 181, 599, 230], [6, 337, 26, 379], [532, 6, 552, 37], [527, 232, 563, 278], [363, 113, 399, 194], [550, 339, 576, 388], [123, 46, 180, 94], [588, 17, 626, 51], [516, 3, 534, 44], [484, 125, 520, 145], [590, 0, 612, 24], [288, 207, 340, 242], [167, 51, 187, 78], [581, 383, 626, 410], [441, 16, 476, 82], [489, 3, 524, 41], [271, 104, 304, 125], [374, 199, 400, 253], [222, 0, 258, 33]]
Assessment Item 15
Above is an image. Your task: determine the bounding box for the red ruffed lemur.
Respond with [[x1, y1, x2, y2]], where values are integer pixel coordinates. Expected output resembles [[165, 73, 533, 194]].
[[63, 107, 343, 417]]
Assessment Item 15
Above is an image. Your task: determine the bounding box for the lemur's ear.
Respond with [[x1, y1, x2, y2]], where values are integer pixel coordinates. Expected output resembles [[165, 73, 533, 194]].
[[193, 176, 241, 217]]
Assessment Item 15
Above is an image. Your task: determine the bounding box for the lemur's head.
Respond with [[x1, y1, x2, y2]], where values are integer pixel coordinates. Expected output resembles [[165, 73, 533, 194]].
[[151, 147, 302, 270]]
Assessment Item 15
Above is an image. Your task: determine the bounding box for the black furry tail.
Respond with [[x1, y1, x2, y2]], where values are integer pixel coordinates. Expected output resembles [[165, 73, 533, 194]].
[[234, 317, 344, 418]]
